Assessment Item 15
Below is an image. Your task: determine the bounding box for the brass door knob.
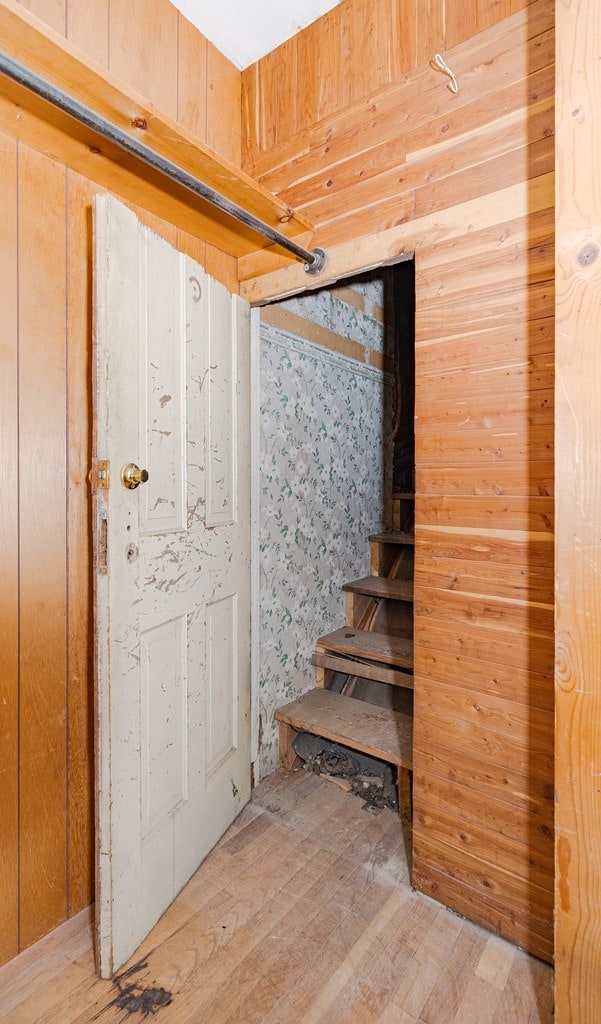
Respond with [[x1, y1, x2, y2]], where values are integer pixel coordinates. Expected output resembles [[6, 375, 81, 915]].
[[121, 463, 149, 489]]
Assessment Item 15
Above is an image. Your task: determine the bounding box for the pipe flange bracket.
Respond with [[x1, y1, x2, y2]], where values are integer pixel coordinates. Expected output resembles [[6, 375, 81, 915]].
[[304, 247, 328, 276]]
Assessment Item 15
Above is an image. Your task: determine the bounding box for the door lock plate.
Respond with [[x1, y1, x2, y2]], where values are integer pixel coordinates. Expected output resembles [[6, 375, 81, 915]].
[[89, 459, 109, 490]]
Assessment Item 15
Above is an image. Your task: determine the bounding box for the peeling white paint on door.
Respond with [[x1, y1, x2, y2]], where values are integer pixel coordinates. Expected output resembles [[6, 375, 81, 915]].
[[93, 194, 251, 978]]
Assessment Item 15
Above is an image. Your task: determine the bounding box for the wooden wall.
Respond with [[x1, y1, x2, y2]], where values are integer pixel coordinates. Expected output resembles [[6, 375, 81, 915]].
[[242, 0, 555, 960], [0, 0, 241, 966], [555, 0, 601, 1018]]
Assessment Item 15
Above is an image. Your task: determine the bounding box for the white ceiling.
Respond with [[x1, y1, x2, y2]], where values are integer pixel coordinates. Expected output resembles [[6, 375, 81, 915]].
[[171, 0, 343, 70]]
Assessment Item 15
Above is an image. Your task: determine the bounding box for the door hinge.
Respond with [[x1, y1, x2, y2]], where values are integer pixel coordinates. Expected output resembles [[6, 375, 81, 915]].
[[88, 459, 110, 490]]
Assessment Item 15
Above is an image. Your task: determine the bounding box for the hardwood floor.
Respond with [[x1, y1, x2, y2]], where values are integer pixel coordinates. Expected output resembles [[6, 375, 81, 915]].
[[0, 769, 553, 1023]]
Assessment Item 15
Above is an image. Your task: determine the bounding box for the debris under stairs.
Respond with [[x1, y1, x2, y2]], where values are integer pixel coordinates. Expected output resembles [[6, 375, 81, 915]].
[[275, 494, 415, 819]]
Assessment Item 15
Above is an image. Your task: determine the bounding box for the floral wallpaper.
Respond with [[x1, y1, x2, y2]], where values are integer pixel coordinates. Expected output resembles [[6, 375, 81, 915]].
[[257, 286, 391, 778], [278, 278, 387, 353]]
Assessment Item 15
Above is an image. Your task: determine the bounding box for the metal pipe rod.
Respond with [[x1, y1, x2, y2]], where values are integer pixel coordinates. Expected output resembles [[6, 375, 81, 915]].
[[0, 51, 327, 275]]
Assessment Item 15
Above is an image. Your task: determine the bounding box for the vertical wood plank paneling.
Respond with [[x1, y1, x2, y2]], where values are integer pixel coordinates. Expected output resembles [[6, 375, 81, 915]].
[[273, 38, 297, 147], [296, 19, 320, 135], [241, 62, 261, 169], [108, 0, 178, 242], [176, 13, 208, 269], [314, 7, 342, 124], [206, 39, 242, 293], [389, 0, 418, 79], [109, 0, 178, 245], [445, 0, 478, 48], [255, 48, 278, 154], [477, 0, 512, 32], [65, 170, 94, 916], [0, 133, 19, 966], [416, 0, 445, 67], [16, 0, 65, 34], [207, 40, 242, 163], [18, 144, 68, 950], [177, 13, 208, 144], [339, 0, 363, 108], [108, 0, 179, 119], [66, 0, 109, 67], [555, 0, 601, 1016]]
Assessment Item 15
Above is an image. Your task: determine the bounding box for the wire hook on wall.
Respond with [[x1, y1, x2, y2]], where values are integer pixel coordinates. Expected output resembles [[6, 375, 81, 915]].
[[432, 53, 459, 94]]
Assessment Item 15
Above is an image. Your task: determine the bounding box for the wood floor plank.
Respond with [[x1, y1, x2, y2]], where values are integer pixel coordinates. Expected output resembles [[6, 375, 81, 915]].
[[0, 771, 553, 1024], [389, 908, 464, 1018], [451, 974, 503, 1024], [476, 934, 518, 991], [419, 923, 489, 1024]]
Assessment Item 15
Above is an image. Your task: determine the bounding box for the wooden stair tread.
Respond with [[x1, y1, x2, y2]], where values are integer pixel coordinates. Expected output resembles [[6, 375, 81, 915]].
[[274, 688, 413, 769], [311, 651, 414, 689], [369, 531, 415, 545], [343, 576, 414, 601], [315, 627, 413, 670], [393, 492, 415, 499]]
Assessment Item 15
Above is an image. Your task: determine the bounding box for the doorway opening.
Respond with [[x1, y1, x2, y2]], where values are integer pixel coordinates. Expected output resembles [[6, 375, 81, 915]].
[[255, 257, 416, 829]]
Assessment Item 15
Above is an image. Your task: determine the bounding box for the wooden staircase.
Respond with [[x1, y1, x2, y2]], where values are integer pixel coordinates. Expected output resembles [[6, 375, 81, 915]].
[[275, 493, 415, 819]]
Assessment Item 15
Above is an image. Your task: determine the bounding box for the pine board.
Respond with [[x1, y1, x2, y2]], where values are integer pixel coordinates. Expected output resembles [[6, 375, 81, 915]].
[[311, 651, 414, 690], [275, 688, 413, 769], [316, 627, 414, 670], [342, 576, 414, 602], [369, 531, 415, 545]]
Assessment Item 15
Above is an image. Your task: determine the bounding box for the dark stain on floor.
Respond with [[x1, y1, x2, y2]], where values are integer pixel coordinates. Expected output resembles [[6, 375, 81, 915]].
[[96, 956, 173, 1019]]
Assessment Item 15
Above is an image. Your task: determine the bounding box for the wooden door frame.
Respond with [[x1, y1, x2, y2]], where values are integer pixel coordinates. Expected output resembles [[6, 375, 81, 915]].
[[554, 0, 601, 1018]]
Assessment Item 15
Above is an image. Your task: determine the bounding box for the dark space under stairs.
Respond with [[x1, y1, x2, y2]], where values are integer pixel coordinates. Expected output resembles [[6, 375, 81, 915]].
[[275, 493, 415, 819]]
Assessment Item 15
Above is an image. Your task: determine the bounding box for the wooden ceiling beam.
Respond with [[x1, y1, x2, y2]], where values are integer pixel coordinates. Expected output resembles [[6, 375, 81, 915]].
[[0, 0, 314, 258]]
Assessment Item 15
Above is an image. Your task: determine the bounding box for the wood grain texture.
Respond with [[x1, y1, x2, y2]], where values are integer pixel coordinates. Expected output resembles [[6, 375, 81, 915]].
[[275, 688, 413, 768], [108, 0, 179, 119], [417, 462, 554, 497], [65, 169, 94, 916], [1, 1, 310, 261], [316, 626, 414, 669], [413, 854, 554, 963], [206, 39, 242, 164], [177, 12, 208, 144], [312, 651, 414, 690], [342, 576, 414, 601], [205, 40, 243, 289], [17, 144, 68, 950], [66, 0, 108, 66], [554, 0, 601, 1016], [0, 771, 553, 1024], [16, 0, 64, 32], [0, 0, 249, 966], [0, 134, 19, 966], [242, 0, 555, 960]]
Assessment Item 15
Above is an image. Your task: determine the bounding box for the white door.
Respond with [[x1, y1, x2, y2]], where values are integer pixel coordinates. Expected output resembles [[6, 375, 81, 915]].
[[92, 194, 252, 978]]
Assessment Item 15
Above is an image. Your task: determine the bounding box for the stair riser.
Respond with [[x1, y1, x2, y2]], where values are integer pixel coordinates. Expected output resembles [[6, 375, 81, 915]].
[[392, 495, 415, 532], [345, 591, 378, 631], [345, 593, 414, 638], [312, 651, 414, 688], [371, 543, 415, 579]]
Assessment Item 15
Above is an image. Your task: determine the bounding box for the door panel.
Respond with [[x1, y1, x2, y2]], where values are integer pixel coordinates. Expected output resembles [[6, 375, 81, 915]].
[[93, 194, 251, 977]]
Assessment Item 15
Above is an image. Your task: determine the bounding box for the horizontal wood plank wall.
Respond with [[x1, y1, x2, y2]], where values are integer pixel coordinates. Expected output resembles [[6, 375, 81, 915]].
[[242, 0, 555, 960], [0, 0, 242, 966]]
